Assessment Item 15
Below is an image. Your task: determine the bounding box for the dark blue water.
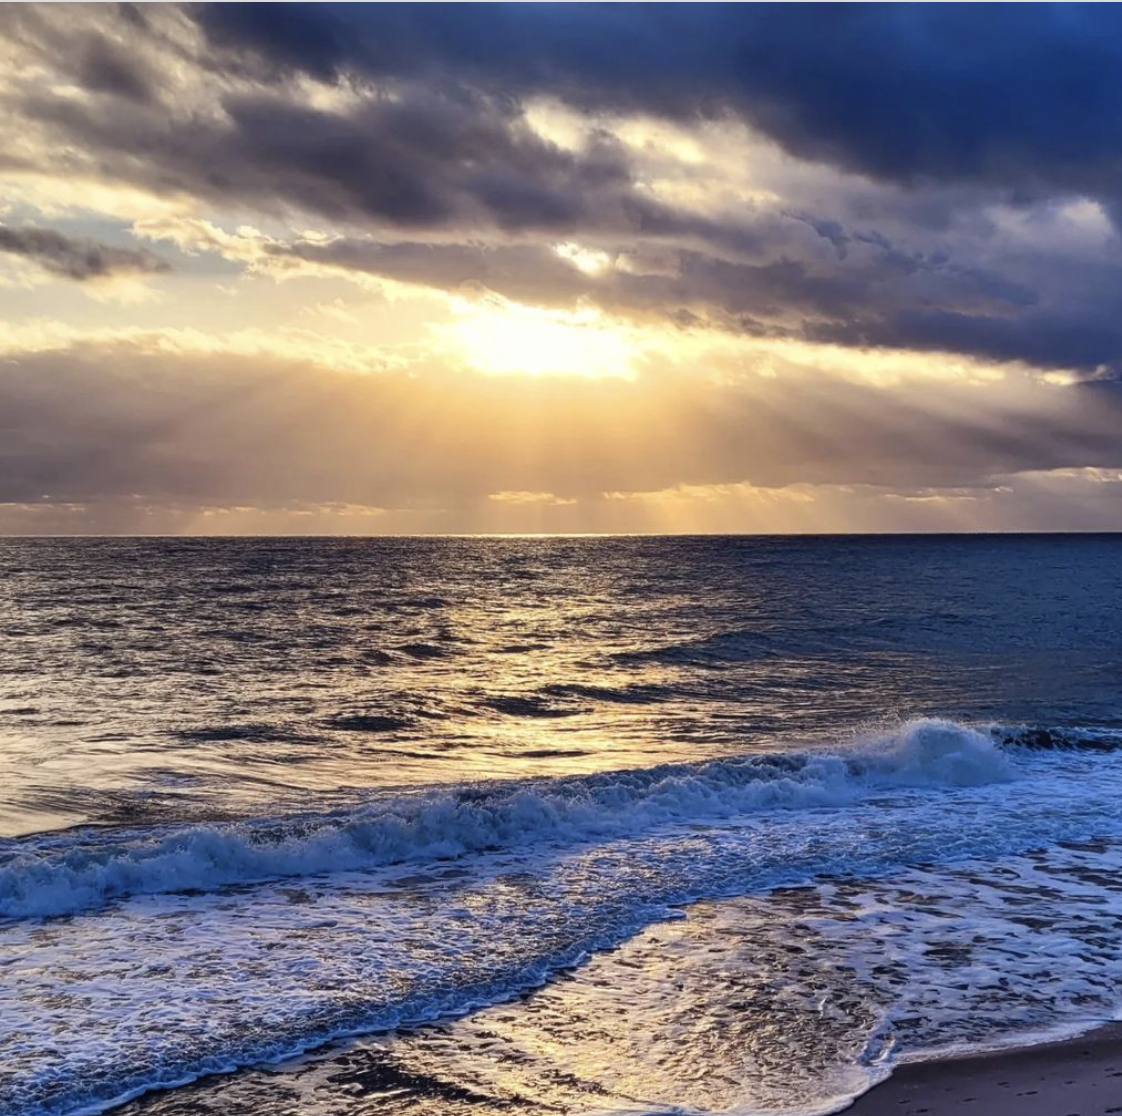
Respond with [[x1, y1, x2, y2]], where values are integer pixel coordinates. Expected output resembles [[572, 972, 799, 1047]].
[[3, 535, 1122, 1116], [3, 534, 1121, 835]]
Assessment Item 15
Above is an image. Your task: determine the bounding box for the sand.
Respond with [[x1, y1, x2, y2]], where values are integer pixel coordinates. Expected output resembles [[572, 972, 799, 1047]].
[[846, 1024, 1122, 1115]]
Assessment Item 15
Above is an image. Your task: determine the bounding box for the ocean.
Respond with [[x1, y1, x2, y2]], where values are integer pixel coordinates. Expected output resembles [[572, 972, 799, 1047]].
[[3, 534, 1122, 1116]]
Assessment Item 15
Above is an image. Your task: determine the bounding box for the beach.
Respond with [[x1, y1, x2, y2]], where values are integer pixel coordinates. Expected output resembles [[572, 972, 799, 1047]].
[[849, 1025, 1122, 1116]]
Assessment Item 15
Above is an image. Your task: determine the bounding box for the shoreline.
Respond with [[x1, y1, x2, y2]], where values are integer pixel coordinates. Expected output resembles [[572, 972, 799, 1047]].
[[60, 1020, 1122, 1116], [845, 1022, 1122, 1115]]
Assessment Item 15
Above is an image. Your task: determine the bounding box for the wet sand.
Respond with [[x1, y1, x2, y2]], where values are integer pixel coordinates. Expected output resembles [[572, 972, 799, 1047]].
[[847, 1024, 1122, 1115]]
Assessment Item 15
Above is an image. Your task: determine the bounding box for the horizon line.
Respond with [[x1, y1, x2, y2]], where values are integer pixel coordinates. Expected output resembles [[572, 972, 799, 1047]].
[[3, 530, 1122, 541]]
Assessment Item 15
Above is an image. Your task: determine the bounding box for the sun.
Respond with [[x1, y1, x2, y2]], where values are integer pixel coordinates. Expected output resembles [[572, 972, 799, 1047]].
[[444, 295, 638, 378]]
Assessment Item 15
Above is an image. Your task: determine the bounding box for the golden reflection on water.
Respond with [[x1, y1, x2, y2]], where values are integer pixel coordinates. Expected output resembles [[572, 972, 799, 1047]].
[[0, 555, 707, 836]]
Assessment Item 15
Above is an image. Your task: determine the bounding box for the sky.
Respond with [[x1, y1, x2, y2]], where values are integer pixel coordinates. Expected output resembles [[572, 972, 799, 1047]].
[[2, 3, 1122, 535]]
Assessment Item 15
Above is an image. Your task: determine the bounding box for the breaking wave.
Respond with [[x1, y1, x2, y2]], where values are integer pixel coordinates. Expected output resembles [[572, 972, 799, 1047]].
[[0, 719, 1018, 921]]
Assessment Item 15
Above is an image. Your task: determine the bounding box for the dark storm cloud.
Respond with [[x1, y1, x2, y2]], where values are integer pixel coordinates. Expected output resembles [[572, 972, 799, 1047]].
[[271, 239, 593, 305], [8, 4, 1122, 375], [275, 234, 1074, 364], [75, 32, 156, 102], [21, 79, 704, 238], [3, 8, 717, 242], [0, 226, 171, 281], [17, 4, 1122, 232], [195, 3, 1122, 202], [810, 310, 1122, 376], [28, 4, 1120, 243], [0, 5, 158, 102]]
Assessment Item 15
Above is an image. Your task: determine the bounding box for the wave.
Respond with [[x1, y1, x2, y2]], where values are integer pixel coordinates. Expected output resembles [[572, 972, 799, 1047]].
[[480, 694, 587, 717], [616, 628, 780, 665], [613, 612, 997, 666], [326, 713, 414, 733], [995, 724, 1122, 752], [168, 723, 319, 745], [398, 642, 452, 660], [0, 720, 1016, 921], [540, 681, 676, 705]]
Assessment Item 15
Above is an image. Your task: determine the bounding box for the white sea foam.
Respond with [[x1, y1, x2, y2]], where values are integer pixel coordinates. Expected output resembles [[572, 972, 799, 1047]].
[[5, 723, 1122, 1116], [9, 804, 1122, 1116], [366, 840, 1122, 1116], [0, 720, 1013, 920]]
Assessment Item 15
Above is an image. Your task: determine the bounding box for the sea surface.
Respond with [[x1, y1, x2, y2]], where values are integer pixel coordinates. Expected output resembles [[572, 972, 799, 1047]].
[[3, 535, 1122, 1116]]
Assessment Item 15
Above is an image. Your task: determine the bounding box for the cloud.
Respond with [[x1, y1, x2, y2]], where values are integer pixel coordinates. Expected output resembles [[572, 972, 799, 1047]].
[[270, 232, 1111, 373], [0, 225, 171, 282], [3, 3, 1122, 536], [13, 46, 693, 240], [809, 308, 1122, 377], [6, 4, 1122, 376], [193, 4, 1122, 208], [14, 6, 1122, 244]]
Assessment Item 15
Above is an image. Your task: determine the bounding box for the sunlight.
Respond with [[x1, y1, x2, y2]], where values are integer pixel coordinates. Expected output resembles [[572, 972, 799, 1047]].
[[552, 241, 613, 275], [444, 295, 638, 378]]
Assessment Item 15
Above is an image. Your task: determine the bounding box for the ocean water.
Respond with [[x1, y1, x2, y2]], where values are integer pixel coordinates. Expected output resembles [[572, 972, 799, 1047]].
[[3, 535, 1122, 1116]]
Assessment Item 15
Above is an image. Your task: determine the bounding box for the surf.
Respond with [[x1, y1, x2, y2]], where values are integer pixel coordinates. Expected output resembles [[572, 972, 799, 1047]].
[[0, 718, 1034, 921]]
